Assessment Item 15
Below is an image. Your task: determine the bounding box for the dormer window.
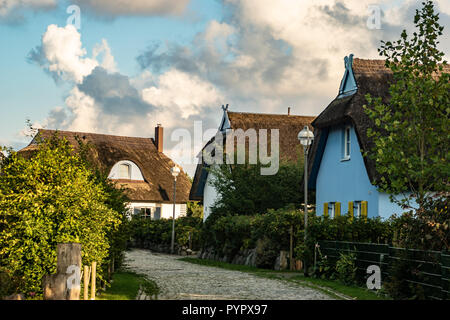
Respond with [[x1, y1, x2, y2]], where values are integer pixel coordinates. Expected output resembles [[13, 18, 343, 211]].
[[108, 160, 145, 181], [119, 163, 131, 179], [342, 126, 351, 161]]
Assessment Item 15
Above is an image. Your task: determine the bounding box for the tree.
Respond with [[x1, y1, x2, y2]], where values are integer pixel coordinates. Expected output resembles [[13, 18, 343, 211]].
[[0, 133, 122, 296], [364, 0, 450, 209], [208, 160, 304, 217]]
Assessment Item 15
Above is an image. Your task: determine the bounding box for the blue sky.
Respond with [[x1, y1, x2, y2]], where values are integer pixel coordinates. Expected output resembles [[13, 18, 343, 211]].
[[0, 0, 449, 175], [0, 0, 224, 149]]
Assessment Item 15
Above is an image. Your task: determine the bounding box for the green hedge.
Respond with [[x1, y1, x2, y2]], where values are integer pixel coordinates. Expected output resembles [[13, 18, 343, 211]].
[[130, 216, 203, 250], [201, 207, 395, 265]]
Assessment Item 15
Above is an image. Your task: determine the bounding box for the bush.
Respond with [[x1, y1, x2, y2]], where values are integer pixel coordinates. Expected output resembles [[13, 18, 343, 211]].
[[208, 161, 305, 217], [383, 252, 426, 300], [335, 252, 357, 285], [130, 216, 203, 250], [0, 134, 123, 296]]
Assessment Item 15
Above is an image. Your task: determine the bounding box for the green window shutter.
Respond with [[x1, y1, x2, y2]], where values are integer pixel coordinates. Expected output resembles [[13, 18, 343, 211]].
[[335, 202, 341, 217], [324, 203, 328, 217], [361, 201, 368, 221], [348, 201, 354, 221]]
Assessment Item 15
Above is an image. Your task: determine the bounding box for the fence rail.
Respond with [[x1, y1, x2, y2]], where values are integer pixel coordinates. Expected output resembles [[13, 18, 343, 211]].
[[317, 240, 450, 300]]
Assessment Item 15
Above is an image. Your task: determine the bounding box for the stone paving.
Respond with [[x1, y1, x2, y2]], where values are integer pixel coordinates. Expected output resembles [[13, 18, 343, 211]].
[[124, 249, 334, 300]]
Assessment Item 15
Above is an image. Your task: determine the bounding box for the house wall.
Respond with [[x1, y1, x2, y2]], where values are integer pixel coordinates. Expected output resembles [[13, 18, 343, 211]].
[[378, 192, 418, 219], [203, 171, 220, 221], [127, 202, 187, 220], [316, 125, 380, 218]]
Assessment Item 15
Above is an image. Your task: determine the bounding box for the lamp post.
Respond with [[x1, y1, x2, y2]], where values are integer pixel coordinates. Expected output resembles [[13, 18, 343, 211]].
[[170, 166, 180, 254], [298, 125, 314, 274]]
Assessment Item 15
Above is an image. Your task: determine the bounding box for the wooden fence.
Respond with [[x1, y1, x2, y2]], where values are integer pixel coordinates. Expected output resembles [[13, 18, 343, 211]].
[[317, 240, 450, 300]]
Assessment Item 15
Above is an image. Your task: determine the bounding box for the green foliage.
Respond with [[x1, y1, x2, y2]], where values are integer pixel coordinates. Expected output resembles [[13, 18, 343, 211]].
[[201, 208, 396, 270], [391, 192, 449, 251], [208, 161, 304, 217], [0, 267, 15, 298], [306, 215, 394, 245], [335, 252, 357, 285], [202, 207, 303, 259], [364, 0, 450, 208], [314, 252, 335, 280], [383, 252, 426, 300], [0, 133, 123, 296], [140, 276, 160, 299], [187, 201, 203, 219], [130, 216, 203, 250]]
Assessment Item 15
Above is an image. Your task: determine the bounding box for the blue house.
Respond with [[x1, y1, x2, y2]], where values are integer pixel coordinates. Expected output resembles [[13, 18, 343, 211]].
[[308, 54, 416, 220]]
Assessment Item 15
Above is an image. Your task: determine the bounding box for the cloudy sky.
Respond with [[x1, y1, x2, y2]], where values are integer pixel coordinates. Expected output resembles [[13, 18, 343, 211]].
[[1, 0, 449, 176]]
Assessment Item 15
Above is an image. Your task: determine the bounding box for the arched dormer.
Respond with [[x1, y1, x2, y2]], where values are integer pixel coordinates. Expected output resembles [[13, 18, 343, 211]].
[[108, 160, 145, 181]]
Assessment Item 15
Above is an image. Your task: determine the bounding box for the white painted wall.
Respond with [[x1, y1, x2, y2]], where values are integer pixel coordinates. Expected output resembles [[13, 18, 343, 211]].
[[126, 202, 187, 220], [203, 171, 220, 221], [108, 160, 145, 180]]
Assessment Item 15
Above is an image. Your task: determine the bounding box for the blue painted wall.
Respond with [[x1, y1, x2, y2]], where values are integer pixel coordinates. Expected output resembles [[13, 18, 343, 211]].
[[315, 124, 418, 219], [316, 124, 380, 218]]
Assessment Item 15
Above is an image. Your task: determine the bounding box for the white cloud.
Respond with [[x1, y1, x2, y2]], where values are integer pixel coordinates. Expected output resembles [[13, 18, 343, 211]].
[[93, 39, 117, 72], [0, 0, 56, 18], [142, 69, 223, 119], [73, 0, 190, 16], [25, 1, 450, 175], [29, 24, 116, 83]]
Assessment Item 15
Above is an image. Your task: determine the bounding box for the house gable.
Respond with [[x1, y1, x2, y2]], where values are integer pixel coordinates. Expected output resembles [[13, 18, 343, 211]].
[[18, 129, 192, 204], [338, 54, 357, 98], [315, 124, 379, 217]]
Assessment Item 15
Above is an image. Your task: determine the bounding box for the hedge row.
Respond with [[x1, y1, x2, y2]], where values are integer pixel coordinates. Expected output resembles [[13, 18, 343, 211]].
[[130, 216, 203, 250], [201, 207, 395, 262]]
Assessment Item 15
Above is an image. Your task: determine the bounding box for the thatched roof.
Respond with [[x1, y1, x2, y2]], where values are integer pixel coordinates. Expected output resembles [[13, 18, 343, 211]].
[[18, 129, 191, 204], [308, 57, 450, 189], [189, 110, 315, 201]]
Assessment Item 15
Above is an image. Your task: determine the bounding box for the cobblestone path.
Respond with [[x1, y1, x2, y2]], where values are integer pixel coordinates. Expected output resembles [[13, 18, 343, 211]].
[[124, 249, 334, 300]]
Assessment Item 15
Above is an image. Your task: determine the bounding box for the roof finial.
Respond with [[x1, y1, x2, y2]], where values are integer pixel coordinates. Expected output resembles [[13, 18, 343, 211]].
[[221, 104, 229, 111], [344, 53, 354, 71]]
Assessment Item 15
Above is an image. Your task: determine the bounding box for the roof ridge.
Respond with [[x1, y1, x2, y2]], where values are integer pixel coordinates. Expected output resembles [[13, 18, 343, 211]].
[[37, 128, 152, 140], [227, 110, 315, 118]]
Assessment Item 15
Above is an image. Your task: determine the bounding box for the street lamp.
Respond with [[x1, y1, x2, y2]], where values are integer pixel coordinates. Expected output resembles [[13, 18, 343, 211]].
[[298, 125, 314, 274], [170, 166, 180, 254]]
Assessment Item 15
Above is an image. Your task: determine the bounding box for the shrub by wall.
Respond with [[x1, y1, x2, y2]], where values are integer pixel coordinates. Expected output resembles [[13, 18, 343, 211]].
[[129, 216, 203, 252], [200, 208, 396, 269]]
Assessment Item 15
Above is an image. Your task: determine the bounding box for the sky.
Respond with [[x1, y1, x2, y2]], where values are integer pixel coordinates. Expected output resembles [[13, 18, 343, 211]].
[[1, 0, 449, 177]]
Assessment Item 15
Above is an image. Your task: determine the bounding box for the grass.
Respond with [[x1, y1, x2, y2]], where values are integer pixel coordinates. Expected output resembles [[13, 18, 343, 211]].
[[179, 257, 388, 300], [97, 271, 159, 300]]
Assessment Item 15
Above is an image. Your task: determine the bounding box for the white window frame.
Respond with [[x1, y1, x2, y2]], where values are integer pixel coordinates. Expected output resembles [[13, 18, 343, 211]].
[[329, 202, 336, 218], [342, 126, 351, 161], [354, 201, 362, 218], [119, 163, 131, 179]]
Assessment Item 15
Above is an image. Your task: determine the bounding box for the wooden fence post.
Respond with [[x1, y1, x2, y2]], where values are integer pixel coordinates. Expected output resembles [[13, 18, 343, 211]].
[[43, 243, 82, 300], [91, 262, 97, 300], [290, 225, 294, 271], [83, 265, 90, 300]]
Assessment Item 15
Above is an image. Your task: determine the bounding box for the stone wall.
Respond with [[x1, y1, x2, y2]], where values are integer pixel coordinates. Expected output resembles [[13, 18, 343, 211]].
[[197, 246, 295, 271], [131, 240, 197, 256]]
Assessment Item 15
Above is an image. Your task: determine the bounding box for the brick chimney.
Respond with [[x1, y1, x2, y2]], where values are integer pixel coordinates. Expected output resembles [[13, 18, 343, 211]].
[[155, 124, 163, 153]]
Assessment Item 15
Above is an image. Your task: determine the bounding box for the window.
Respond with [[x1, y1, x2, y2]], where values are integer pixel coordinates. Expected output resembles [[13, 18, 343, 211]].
[[140, 208, 152, 219], [354, 201, 362, 218], [153, 207, 161, 220], [342, 126, 351, 160], [119, 163, 131, 179], [329, 202, 336, 218]]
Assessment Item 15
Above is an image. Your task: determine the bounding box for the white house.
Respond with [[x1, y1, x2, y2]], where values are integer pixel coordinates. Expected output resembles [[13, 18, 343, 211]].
[[19, 125, 191, 219], [189, 106, 315, 221]]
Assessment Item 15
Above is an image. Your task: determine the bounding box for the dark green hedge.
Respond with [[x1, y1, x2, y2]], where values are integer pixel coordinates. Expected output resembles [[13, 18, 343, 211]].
[[201, 207, 396, 262], [130, 216, 203, 250]]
